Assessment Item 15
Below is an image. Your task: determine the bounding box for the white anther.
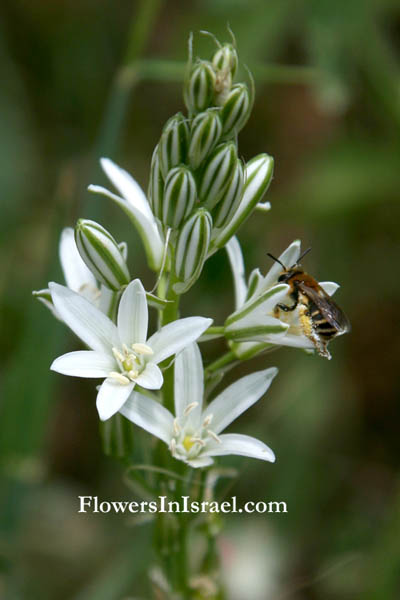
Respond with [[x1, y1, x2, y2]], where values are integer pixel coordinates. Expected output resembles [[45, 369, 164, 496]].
[[131, 343, 154, 356], [183, 402, 199, 417], [128, 369, 139, 379], [203, 414, 213, 427], [122, 343, 130, 355], [112, 347, 125, 362], [207, 430, 222, 444], [173, 419, 181, 436], [170, 438, 177, 456], [109, 371, 130, 385], [191, 437, 206, 447]]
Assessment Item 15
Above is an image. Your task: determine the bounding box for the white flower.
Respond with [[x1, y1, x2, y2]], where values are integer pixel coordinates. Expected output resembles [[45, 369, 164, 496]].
[[225, 237, 340, 358], [49, 279, 212, 421], [120, 343, 277, 468], [88, 158, 164, 271], [33, 228, 114, 317]]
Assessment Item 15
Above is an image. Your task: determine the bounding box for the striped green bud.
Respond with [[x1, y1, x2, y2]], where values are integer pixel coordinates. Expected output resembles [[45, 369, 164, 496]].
[[148, 146, 164, 221], [162, 166, 197, 229], [173, 209, 212, 294], [212, 44, 238, 78], [184, 60, 216, 114], [75, 219, 130, 291], [158, 112, 190, 177], [188, 108, 222, 170], [199, 142, 237, 210], [212, 158, 244, 229], [220, 83, 251, 137], [212, 153, 274, 249]]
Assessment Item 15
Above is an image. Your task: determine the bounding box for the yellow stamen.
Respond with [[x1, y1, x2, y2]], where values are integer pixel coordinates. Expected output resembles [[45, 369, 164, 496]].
[[109, 372, 130, 385]]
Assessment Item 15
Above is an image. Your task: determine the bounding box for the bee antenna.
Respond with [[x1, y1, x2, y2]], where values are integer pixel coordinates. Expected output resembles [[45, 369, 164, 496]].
[[267, 252, 286, 270], [297, 246, 312, 264]]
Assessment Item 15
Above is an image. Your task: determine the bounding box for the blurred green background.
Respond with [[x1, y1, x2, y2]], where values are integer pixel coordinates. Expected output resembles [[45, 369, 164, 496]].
[[1, 0, 400, 598]]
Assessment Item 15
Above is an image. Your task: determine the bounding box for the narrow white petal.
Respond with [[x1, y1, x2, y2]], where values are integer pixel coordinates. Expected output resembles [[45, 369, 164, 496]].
[[97, 285, 116, 315], [135, 363, 163, 389], [51, 351, 116, 378], [96, 378, 134, 421], [261, 240, 301, 291], [226, 237, 247, 310], [276, 334, 314, 349], [320, 281, 340, 296], [117, 279, 148, 346], [59, 228, 97, 293], [187, 456, 214, 468], [204, 367, 278, 434], [205, 433, 275, 463], [50, 283, 119, 353], [174, 344, 203, 422], [100, 158, 153, 220], [148, 317, 213, 364], [119, 391, 174, 444]]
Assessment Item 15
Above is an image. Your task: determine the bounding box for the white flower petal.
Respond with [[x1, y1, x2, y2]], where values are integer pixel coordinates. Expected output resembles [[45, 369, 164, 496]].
[[97, 285, 116, 315], [262, 239, 301, 291], [174, 344, 204, 422], [119, 391, 174, 444], [205, 433, 275, 463], [100, 158, 153, 220], [226, 237, 247, 310], [96, 378, 134, 421], [187, 456, 214, 468], [51, 351, 116, 378], [59, 228, 97, 293], [205, 367, 278, 434], [135, 363, 163, 389], [148, 317, 213, 364], [275, 334, 314, 349], [49, 282, 119, 353], [117, 279, 148, 346], [320, 281, 340, 296]]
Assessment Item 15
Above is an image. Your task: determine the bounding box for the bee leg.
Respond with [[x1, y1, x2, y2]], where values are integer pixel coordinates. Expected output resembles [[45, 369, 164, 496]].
[[298, 303, 332, 360], [276, 301, 298, 312]]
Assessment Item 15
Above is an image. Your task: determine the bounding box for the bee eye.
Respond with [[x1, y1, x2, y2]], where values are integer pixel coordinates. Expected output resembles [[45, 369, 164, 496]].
[[278, 274, 286, 282]]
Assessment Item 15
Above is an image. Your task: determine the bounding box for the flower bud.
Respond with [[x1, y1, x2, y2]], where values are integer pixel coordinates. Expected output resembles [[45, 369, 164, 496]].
[[212, 44, 238, 78], [162, 166, 197, 229], [75, 219, 130, 291], [184, 60, 216, 114], [212, 153, 274, 249], [173, 209, 212, 294], [148, 146, 164, 221], [212, 158, 244, 229], [188, 108, 223, 170], [199, 142, 237, 210], [158, 112, 190, 177], [220, 83, 251, 137]]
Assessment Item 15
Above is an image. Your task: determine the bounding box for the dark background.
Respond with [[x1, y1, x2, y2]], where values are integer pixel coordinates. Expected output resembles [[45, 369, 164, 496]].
[[1, 1, 399, 598]]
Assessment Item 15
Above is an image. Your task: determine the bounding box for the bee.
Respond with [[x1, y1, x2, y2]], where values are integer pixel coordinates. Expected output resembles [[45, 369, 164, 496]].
[[267, 247, 350, 359]]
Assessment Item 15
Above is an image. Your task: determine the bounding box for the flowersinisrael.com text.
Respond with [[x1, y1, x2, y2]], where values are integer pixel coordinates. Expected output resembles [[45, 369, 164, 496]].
[[78, 496, 287, 515]]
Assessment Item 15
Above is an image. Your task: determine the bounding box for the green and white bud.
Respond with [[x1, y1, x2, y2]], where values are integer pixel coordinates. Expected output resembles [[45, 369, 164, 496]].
[[173, 209, 212, 294], [199, 142, 237, 210], [220, 83, 251, 137], [75, 219, 130, 291], [184, 60, 216, 114], [212, 158, 244, 229], [211, 153, 274, 249], [158, 113, 190, 177], [212, 43, 238, 78], [188, 108, 222, 170], [148, 146, 164, 221], [162, 166, 197, 229]]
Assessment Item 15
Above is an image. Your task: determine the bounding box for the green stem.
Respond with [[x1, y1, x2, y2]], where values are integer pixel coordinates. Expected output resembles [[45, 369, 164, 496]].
[[205, 325, 225, 336], [205, 350, 237, 375]]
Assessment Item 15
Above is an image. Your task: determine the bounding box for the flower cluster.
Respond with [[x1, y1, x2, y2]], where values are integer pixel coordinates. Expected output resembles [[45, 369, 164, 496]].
[[34, 33, 348, 472]]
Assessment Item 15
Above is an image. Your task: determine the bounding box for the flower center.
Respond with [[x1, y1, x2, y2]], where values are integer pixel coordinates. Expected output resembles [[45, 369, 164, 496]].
[[169, 405, 221, 463], [109, 343, 153, 385]]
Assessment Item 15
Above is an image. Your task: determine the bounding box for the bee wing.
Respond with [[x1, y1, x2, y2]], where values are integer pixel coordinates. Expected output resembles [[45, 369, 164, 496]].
[[298, 282, 351, 334]]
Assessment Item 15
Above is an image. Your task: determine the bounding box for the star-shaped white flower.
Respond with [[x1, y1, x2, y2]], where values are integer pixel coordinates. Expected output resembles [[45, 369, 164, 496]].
[[50, 279, 212, 421], [224, 237, 339, 358], [120, 344, 277, 468]]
